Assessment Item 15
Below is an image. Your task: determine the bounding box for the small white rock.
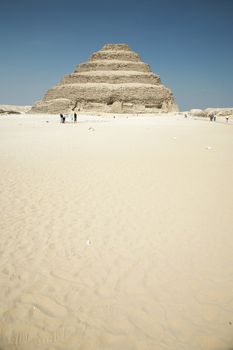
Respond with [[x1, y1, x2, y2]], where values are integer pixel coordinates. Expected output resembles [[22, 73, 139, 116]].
[[206, 146, 212, 150], [86, 240, 91, 246]]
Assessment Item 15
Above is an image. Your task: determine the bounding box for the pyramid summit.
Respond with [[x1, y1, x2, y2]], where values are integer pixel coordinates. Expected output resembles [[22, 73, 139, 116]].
[[31, 44, 178, 114]]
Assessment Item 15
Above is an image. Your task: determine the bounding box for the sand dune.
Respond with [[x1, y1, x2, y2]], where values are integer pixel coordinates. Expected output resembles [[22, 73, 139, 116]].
[[0, 114, 233, 350]]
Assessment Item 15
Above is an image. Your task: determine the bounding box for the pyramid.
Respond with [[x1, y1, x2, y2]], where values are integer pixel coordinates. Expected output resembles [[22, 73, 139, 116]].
[[31, 44, 178, 114]]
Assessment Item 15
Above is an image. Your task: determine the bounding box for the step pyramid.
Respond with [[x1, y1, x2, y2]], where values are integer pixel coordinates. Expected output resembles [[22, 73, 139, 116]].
[[31, 44, 178, 114]]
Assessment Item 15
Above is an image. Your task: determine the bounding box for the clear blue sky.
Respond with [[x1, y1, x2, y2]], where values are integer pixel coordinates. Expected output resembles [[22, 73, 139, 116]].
[[0, 0, 232, 111]]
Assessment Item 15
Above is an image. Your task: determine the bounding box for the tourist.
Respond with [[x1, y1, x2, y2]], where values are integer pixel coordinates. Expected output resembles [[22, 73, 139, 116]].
[[209, 112, 214, 122], [60, 114, 63, 123], [226, 116, 229, 123], [74, 113, 77, 123], [213, 114, 216, 122]]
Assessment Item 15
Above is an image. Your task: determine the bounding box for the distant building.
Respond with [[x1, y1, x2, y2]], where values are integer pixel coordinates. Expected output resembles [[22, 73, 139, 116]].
[[31, 44, 178, 114]]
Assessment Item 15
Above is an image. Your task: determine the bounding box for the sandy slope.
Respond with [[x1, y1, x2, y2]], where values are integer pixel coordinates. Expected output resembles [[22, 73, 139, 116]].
[[0, 114, 233, 350]]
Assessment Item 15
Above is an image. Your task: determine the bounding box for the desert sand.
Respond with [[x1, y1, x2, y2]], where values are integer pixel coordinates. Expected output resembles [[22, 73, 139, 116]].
[[0, 114, 233, 350]]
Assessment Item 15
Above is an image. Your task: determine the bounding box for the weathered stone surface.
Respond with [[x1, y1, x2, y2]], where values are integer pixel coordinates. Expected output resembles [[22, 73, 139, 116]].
[[31, 44, 178, 114], [76, 61, 151, 73], [61, 71, 161, 85]]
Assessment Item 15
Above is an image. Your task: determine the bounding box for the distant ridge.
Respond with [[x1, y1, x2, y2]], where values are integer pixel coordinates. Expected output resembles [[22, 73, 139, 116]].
[[0, 105, 31, 114]]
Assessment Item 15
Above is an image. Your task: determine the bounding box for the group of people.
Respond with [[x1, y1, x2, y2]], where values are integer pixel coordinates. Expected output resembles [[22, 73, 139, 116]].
[[209, 113, 230, 123], [184, 112, 230, 123], [60, 113, 77, 123], [209, 112, 216, 122]]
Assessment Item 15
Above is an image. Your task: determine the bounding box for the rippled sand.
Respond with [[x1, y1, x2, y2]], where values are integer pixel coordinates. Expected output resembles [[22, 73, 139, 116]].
[[0, 114, 233, 350]]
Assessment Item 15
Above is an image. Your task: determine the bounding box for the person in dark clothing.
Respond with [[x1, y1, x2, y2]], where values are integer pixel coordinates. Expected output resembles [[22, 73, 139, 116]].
[[74, 113, 77, 123], [60, 114, 63, 123]]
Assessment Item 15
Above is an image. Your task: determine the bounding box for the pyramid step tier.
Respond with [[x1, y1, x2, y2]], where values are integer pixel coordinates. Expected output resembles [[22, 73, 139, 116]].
[[43, 83, 172, 104], [31, 97, 174, 114], [75, 60, 150, 73], [90, 50, 140, 62], [61, 72, 161, 85], [101, 44, 132, 51]]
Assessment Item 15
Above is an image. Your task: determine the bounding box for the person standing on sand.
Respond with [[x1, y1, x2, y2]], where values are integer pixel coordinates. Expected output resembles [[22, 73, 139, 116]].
[[74, 113, 77, 123], [60, 114, 63, 123], [226, 116, 229, 123]]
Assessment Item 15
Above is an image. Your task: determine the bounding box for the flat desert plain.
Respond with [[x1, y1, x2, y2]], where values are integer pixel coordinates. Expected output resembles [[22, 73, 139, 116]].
[[0, 114, 233, 350]]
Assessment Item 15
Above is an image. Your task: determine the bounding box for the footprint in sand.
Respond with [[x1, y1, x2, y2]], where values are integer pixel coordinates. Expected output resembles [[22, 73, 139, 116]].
[[19, 293, 68, 319]]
